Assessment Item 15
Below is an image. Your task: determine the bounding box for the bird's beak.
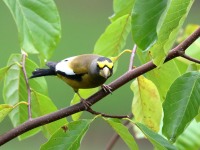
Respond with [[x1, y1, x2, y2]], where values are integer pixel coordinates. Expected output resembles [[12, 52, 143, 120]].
[[100, 67, 111, 79]]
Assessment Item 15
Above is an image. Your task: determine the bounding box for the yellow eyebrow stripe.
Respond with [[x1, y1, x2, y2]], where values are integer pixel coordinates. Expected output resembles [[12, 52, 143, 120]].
[[97, 60, 113, 69], [107, 63, 113, 69]]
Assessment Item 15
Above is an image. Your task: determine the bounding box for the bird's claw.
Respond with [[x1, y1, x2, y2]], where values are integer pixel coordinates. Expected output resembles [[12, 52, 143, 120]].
[[80, 98, 92, 110], [101, 84, 112, 94]]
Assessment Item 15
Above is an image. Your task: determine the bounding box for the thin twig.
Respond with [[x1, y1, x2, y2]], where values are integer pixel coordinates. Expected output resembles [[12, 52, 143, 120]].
[[21, 51, 32, 120], [106, 113, 134, 150], [107, 44, 137, 149], [0, 27, 200, 146], [129, 45, 137, 71], [181, 54, 200, 64], [87, 108, 129, 119]]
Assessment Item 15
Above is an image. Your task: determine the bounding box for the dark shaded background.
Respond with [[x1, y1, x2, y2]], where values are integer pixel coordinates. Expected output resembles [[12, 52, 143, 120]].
[[0, 1, 199, 149]]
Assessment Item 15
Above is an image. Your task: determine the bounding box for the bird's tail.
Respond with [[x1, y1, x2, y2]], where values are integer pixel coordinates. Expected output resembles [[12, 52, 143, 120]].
[[29, 62, 57, 79], [29, 69, 56, 79]]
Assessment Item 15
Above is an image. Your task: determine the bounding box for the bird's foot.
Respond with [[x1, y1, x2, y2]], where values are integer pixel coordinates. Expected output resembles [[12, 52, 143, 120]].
[[76, 91, 92, 110], [101, 84, 112, 94], [80, 98, 92, 110]]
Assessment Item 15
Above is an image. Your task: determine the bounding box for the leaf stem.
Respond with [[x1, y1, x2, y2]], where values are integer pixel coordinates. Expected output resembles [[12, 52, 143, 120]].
[[13, 101, 29, 108]]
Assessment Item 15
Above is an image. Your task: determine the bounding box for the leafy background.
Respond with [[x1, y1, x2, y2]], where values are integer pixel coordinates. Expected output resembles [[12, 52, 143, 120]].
[[0, 0, 199, 149]]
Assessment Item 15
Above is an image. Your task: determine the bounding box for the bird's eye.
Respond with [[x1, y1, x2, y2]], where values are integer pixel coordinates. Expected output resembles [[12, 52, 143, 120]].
[[64, 59, 68, 62]]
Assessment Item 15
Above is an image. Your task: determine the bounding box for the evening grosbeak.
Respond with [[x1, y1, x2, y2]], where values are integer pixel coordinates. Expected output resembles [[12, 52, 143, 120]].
[[30, 54, 113, 107]]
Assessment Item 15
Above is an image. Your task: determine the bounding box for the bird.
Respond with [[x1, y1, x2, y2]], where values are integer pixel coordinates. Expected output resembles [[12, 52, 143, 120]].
[[29, 54, 114, 108]]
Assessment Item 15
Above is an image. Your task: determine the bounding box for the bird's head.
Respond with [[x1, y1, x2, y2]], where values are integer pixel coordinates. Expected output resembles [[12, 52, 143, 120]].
[[90, 57, 113, 79]]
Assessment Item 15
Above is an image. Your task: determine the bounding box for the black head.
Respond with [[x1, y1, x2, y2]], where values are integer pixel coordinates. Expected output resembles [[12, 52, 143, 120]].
[[96, 57, 113, 79]]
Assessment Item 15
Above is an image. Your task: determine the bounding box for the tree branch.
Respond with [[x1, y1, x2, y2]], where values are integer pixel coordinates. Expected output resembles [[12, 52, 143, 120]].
[[181, 54, 200, 64], [1, 27, 200, 146], [104, 27, 200, 149], [87, 108, 129, 119], [21, 51, 32, 120], [129, 44, 137, 70]]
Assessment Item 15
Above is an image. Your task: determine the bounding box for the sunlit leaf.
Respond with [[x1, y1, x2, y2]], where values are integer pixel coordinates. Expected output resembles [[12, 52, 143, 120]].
[[131, 76, 162, 132], [105, 118, 138, 150], [185, 38, 200, 61], [131, 0, 168, 50], [176, 25, 200, 66], [175, 120, 200, 150], [0, 102, 27, 123], [70, 88, 98, 121], [0, 65, 13, 82], [162, 72, 200, 142], [187, 64, 200, 72], [135, 122, 177, 150], [137, 50, 185, 101], [150, 0, 194, 66], [147, 60, 185, 101], [41, 119, 94, 150], [195, 106, 200, 122], [0, 104, 13, 123], [110, 0, 135, 21], [3, 0, 61, 60], [177, 24, 200, 44], [32, 91, 67, 139], [94, 14, 131, 57]]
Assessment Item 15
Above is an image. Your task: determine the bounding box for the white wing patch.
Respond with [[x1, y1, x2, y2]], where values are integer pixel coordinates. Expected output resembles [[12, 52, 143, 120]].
[[55, 56, 76, 75]]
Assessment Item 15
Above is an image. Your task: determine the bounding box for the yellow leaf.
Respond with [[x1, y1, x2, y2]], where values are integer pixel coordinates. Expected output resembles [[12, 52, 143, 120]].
[[131, 76, 162, 132]]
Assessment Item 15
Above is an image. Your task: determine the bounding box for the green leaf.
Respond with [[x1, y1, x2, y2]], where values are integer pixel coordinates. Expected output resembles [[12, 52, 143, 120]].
[[135, 122, 177, 150], [32, 91, 67, 139], [174, 24, 200, 67], [195, 106, 200, 122], [110, 0, 135, 21], [41, 119, 94, 150], [185, 38, 200, 61], [105, 118, 138, 150], [187, 64, 200, 72], [150, 0, 194, 66], [131, 0, 168, 50], [177, 24, 199, 44], [3, 54, 43, 140], [94, 14, 131, 57], [0, 104, 13, 123], [0, 65, 13, 82], [3, 0, 61, 59], [162, 72, 200, 142], [195, 111, 200, 122], [70, 88, 98, 121], [137, 51, 185, 102], [0, 102, 27, 123], [147, 60, 185, 101], [175, 120, 200, 150], [131, 76, 162, 132]]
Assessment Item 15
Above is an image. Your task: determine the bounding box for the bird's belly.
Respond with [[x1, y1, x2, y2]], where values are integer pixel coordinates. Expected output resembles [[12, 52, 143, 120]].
[[57, 74, 107, 90]]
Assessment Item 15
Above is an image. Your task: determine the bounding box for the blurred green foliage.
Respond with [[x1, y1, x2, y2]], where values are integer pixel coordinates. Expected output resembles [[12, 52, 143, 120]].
[[0, 0, 200, 150]]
